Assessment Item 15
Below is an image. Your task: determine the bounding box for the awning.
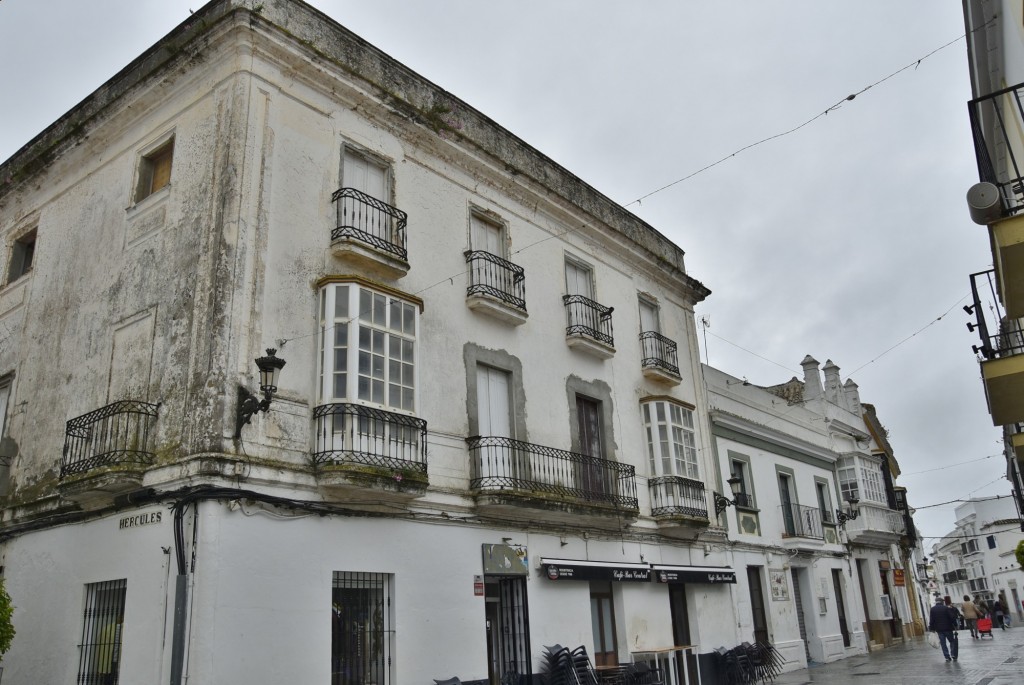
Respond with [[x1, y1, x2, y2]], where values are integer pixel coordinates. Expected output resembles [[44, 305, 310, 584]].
[[541, 558, 652, 583], [651, 564, 737, 584]]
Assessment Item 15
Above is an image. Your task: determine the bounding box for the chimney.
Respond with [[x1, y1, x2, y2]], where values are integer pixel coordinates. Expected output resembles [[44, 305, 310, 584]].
[[843, 379, 861, 415], [800, 355, 823, 401], [822, 359, 841, 404]]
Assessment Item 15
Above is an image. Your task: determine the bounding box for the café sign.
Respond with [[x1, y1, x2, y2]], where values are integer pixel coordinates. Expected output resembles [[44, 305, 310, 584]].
[[541, 558, 651, 583]]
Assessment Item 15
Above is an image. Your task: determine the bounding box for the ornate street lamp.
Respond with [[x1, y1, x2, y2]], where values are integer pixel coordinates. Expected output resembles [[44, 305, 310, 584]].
[[714, 477, 744, 516], [836, 497, 861, 527], [234, 348, 287, 439]]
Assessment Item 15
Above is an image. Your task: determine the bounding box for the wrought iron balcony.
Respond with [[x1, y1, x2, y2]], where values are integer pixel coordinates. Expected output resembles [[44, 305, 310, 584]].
[[968, 81, 1024, 216], [780, 502, 824, 540], [61, 401, 160, 478], [466, 435, 638, 510], [967, 270, 1024, 425], [563, 294, 614, 346], [313, 403, 427, 474], [648, 475, 708, 519], [734, 492, 756, 509], [464, 250, 527, 312], [331, 187, 409, 260], [639, 331, 680, 378]]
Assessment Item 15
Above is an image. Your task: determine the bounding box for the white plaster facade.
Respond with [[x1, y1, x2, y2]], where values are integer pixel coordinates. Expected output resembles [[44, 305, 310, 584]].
[[0, 2, 747, 684], [705, 356, 925, 667]]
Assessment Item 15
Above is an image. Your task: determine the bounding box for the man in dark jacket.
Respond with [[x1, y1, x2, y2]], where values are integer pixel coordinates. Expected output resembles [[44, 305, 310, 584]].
[[929, 595, 959, 661]]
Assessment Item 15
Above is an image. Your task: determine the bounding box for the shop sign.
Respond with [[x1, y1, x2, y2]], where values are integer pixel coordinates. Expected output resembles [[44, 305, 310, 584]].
[[893, 569, 905, 587], [541, 558, 650, 582], [482, 544, 528, 576], [118, 510, 162, 530], [653, 565, 737, 585], [879, 560, 891, 570], [474, 575, 484, 596]]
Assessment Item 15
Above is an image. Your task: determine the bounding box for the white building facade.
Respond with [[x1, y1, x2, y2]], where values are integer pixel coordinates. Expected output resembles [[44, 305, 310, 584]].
[[0, 2, 748, 684]]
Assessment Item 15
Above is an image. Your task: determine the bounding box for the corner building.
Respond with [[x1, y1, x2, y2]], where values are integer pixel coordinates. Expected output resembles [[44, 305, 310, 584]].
[[0, 1, 739, 683]]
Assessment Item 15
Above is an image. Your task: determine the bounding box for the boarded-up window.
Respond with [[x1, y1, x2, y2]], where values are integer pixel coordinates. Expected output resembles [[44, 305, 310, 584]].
[[136, 139, 174, 202]]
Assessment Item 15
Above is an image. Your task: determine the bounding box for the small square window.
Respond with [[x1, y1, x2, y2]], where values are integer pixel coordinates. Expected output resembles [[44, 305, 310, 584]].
[[135, 138, 174, 202], [6, 229, 36, 284]]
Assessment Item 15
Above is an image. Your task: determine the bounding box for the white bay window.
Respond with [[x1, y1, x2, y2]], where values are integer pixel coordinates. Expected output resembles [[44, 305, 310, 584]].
[[641, 400, 699, 480], [319, 281, 419, 412]]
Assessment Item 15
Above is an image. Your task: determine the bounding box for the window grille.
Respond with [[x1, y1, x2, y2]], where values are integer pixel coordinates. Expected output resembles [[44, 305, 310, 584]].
[[77, 579, 127, 685], [332, 572, 394, 685]]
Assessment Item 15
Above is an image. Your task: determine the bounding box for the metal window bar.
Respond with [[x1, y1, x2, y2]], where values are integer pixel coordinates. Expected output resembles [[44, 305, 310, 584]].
[[466, 435, 638, 510], [77, 579, 127, 685], [498, 577, 533, 681], [779, 503, 824, 539], [332, 572, 393, 685], [562, 294, 614, 347], [648, 475, 709, 519], [638, 331, 680, 376], [61, 401, 160, 478], [332, 187, 409, 260], [968, 81, 1024, 216], [313, 403, 427, 473], [464, 250, 527, 311]]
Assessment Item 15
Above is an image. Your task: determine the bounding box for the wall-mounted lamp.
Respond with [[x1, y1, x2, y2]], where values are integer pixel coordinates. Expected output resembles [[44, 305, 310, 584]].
[[835, 497, 861, 527], [234, 348, 287, 439], [714, 477, 744, 516], [963, 304, 975, 315]]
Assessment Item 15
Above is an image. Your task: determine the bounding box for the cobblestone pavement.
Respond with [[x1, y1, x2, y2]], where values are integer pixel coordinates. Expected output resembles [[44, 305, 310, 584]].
[[770, 627, 1023, 685]]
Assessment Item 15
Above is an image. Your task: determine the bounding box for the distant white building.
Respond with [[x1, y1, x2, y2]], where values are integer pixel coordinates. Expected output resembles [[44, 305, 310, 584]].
[[932, 496, 1024, 622]]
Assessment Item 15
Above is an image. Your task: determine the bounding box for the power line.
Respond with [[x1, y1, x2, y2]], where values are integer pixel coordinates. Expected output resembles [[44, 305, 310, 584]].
[[901, 454, 1001, 477]]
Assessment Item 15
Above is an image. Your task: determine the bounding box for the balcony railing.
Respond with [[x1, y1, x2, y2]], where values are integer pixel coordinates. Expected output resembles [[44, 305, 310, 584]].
[[967, 270, 1024, 360], [734, 492, 756, 509], [466, 435, 638, 510], [563, 294, 614, 346], [780, 502, 824, 539], [312, 403, 427, 474], [639, 331, 680, 376], [968, 81, 1024, 216], [332, 187, 409, 260], [648, 476, 709, 519], [464, 250, 526, 311], [61, 401, 160, 478], [845, 503, 906, 537]]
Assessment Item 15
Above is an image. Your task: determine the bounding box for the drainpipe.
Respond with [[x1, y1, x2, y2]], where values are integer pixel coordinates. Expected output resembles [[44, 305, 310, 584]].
[[169, 500, 195, 685]]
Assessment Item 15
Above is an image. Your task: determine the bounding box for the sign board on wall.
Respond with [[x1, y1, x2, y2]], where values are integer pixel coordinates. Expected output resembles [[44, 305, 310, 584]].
[[118, 510, 163, 530], [893, 569, 905, 587], [482, 544, 528, 576], [769, 570, 789, 601], [542, 559, 651, 582]]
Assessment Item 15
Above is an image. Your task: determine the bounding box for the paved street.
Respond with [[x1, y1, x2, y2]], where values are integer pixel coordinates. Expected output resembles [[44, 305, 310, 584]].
[[771, 628, 1023, 685]]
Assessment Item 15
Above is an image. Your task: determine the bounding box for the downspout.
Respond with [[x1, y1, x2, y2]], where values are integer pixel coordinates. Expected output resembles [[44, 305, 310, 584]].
[[169, 499, 195, 685]]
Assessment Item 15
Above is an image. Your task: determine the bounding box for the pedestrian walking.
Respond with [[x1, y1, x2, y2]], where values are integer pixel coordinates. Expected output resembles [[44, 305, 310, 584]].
[[961, 595, 981, 638], [929, 595, 960, 661], [994, 600, 1005, 630]]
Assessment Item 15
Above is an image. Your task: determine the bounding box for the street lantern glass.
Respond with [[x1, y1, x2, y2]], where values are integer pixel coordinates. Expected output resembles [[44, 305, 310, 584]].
[[727, 476, 743, 497], [255, 348, 286, 393]]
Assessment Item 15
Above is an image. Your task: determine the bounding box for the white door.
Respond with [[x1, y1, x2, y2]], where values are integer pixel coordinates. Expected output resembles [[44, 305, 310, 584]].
[[565, 260, 593, 299], [639, 299, 659, 333], [344, 152, 387, 200], [477, 365, 511, 481], [343, 152, 389, 240], [471, 215, 504, 256]]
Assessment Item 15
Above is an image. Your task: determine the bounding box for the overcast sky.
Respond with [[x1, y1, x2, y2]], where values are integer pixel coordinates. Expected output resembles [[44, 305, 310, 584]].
[[0, 1, 1008, 547]]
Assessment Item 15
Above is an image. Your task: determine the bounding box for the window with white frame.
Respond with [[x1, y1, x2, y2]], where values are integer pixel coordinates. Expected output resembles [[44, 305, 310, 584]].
[[332, 571, 394, 685], [836, 455, 886, 505], [319, 283, 418, 412], [77, 579, 127, 685], [641, 400, 699, 480]]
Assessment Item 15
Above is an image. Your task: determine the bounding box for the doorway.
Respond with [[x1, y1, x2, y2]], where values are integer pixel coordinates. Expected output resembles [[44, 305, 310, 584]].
[[484, 576, 531, 684], [669, 584, 697, 684], [590, 581, 618, 667], [746, 567, 769, 643], [577, 395, 610, 498], [791, 569, 811, 663], [831, 569, 850, 647]]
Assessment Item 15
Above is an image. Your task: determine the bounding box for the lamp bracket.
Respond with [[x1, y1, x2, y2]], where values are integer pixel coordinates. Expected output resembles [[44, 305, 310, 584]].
[[234, 385, 271, 439]]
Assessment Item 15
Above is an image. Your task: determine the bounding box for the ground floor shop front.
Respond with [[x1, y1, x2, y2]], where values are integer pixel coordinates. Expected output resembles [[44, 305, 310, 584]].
[[1, 496, 756, 684]]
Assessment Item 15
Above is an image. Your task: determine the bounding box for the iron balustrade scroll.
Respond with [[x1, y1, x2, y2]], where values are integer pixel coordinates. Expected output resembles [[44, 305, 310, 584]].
[[466, 435, 638, 510], [639, 331, 680, 376], [331, 187, 409, 260], [61, 401, 160, 478], [464, 250, 526, 311], [780, 502, 824, 540], [734, 492, 756, 509], [648, 475, 709, 519], [313, 402, 427, 474], [967, 270, 1024, 360], [562, 294, 614, 346], [968, 81, 1024, 216]]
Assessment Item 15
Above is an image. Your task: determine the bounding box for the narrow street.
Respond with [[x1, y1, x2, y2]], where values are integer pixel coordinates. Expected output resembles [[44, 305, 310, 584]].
[[770, 628, 1022, 685]]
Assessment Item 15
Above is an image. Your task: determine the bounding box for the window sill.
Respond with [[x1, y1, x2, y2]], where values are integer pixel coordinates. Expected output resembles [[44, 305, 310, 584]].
[[126, 184, 171, 215]]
